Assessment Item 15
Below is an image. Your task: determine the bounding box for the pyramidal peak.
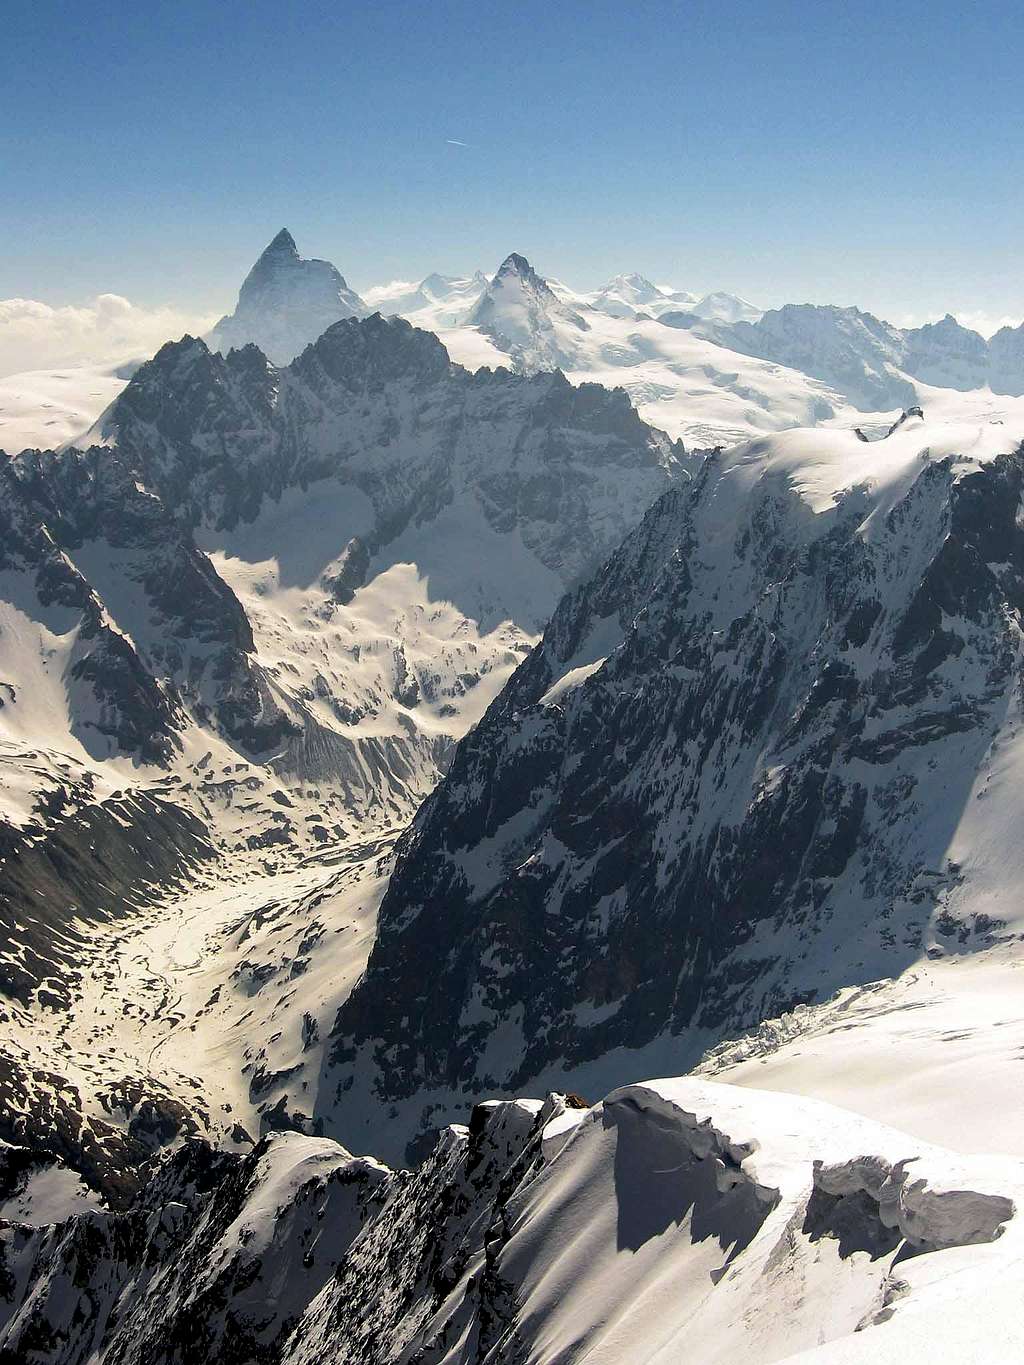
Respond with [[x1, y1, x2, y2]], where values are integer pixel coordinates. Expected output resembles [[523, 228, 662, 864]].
[[493, 251, 552, 293], [253, 227, 300, 265], [469, 251, 589, 372], [207, 229, 366, 366]]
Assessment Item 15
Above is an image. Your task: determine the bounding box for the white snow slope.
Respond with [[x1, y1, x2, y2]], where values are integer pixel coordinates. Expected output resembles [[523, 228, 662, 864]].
[[3, 1079, 1022, 1363], [456, 1079, 1024, 1365], [0, 361, 139, 454]]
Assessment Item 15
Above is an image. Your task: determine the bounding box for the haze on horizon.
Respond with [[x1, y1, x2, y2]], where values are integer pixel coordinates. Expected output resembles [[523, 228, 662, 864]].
[[3, 0, 1024, 374]]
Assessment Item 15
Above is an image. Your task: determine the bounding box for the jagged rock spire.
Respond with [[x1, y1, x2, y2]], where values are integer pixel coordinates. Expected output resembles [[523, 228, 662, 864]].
[[259, 228, 299, 260]]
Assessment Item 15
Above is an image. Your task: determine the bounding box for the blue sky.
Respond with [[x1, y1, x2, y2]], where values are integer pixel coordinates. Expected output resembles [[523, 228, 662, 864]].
[[2, 0, 1023, 326]]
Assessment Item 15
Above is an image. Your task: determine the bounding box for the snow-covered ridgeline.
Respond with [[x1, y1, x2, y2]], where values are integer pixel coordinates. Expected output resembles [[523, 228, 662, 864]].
[[11, 234, 1024, 458], [0, 1078, 1020, 1363]]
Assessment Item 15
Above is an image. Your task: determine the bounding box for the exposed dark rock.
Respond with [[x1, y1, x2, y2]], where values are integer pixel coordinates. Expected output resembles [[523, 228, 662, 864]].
[[325, 443, 1024, 1157]]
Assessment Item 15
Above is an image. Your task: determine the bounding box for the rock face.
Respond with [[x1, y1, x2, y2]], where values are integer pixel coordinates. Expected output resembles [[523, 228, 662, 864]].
[[92, 317, 686, 593], [207, 229, 367, 364], [0, 443, 283, 764], [2, 314, 684, 853], [1, 1080, 1020, 1364], [326, 419, 1024, 1156]]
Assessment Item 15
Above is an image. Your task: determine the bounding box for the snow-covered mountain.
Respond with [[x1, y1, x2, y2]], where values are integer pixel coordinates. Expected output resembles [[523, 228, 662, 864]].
[[0, 312, 688, 1201], [207, 229, 366, 364], [720, 303, 1024, 411], [11, 237, 1024, 458], [427, 251, 851, 447], [722, 303, 918, 411], [901, 313, 990, 390], [324, 410, 1024, 1160], [2, 1080, 1022, 1363], [988, 319, 1024, 396], [584, 274, 761, 325], [688, 289, 763, 324], [588, 272, 687, 318], [466, 252, 592, 372], [362, 270, 490, 326]]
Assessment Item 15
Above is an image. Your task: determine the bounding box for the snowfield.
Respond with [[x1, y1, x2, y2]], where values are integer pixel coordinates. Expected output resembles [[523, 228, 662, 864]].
[[699, 948, 1024, 1159], [0, 361, 139, 454]]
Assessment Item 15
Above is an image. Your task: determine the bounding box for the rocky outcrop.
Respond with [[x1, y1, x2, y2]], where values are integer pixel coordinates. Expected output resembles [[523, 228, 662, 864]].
[[92, 315, 688, 589], [0, 444, 289, 759]]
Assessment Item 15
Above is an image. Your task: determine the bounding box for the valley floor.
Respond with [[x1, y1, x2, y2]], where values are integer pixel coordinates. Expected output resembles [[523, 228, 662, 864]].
[[11, 837, 1024, 1189], [1, 826, 398, 1190]]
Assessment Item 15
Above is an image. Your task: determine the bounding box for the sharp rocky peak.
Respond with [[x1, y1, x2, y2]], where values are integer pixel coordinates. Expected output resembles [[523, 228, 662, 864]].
[[208, 230, 366, 365], [494, 251, 552, 292], [256, 226, 300, 262], [470, 252, 590, 370]]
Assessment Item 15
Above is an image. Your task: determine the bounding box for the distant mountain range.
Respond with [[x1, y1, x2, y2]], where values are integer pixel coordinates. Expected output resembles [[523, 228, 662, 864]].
[[6, 230, 1024, 457]]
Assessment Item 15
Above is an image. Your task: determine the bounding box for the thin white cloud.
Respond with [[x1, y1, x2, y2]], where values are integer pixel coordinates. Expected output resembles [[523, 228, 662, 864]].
[[0, 294, 218, 378], [361, 279, 418, 308], [446, 138, 469, 147]]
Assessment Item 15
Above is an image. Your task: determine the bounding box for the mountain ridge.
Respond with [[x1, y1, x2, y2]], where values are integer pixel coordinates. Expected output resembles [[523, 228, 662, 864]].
[[323, 414, 1024, 1160]]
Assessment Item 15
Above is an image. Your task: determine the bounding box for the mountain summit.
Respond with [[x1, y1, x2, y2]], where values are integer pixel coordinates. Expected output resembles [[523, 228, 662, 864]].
[[591, 272, 676, 317], [468, 251, 591, 372], [258, 226, 300, 259], [490, 251, 553, 292], [207, 228, 366, 364]]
